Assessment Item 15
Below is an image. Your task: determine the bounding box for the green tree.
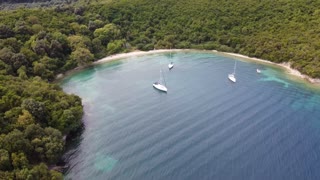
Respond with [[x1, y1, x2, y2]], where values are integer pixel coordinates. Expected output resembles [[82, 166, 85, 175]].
[[0, 24, 14, 39], [92, 38, 104, 58], [57, 107, 82, 133], [17, 66, 28, 80], [93, 23, 121, 45], [21, 99, 48, 123], [88, 20, 104, 31], [0, 149, 11, 171], [31, 39, 49, 56], [0, 60, 10, 75], [0, 48, 14, 66], [0, 37, 22, 53], [107, 39, 125, 55], [24, 124, 45, 140], [11, 53, 27, 72], [28, 163, 54, 180], [11, 152, 29, 169], [0, 170, 13, 179], [43, 127, 64, 163], [33, 62, 46, 77], [67, 35, 92, 51], [14, 20, 32, 36], [20, 47, 38, 65], [16, 110, 35, 130], [2, 129, 31, 154], [70, 47, 94, 66], [31, 24, 44, 34]]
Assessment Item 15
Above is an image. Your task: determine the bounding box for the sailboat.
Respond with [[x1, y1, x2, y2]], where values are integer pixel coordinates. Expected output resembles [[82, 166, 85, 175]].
[[228, 61, 236, 83], [168, 51, 174, 70], [153, 69, 168, 92], [168, 62, 174, 69], [256, 68, 261, 73]]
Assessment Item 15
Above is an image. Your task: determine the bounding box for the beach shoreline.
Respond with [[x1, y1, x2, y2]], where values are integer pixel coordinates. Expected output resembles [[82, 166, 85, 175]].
[[92, 49, 188, 64], [222, 52, 320, 84], [57, 49, 320, 85]]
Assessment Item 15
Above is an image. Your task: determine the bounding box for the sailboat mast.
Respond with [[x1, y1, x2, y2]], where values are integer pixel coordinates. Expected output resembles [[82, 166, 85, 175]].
[[233, 61, 236, 75], [162, 69, 166, 86]]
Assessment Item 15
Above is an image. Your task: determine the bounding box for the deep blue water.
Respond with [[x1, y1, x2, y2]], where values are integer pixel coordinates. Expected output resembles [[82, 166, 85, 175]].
[[61, 51, 320, 180]]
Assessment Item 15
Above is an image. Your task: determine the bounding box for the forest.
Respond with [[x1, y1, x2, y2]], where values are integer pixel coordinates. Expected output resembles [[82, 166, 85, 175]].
[[1, 0, 320, 178], [0, 0, 78, 10], [0, 75, 82, 179]]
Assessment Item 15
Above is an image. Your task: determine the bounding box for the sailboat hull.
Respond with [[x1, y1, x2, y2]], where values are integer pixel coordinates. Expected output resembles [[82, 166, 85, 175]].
[[168, 63, 174, 69], [153, 83, 168, 92], [228, 74, 236, 82]]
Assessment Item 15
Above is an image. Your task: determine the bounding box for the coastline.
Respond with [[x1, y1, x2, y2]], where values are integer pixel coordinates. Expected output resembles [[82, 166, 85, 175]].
[[223, 52, 320, 84], [93, 49, 188, 64], [55, 49, 187, 82], [57, 49, 320, 85]]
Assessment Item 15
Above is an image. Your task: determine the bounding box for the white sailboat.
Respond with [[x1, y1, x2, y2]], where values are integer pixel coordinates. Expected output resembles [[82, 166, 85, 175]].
[[153, 69, 167, 92], [228, 61, 237, 83], [168, 51, 174, 70], [168, 62, 174, 69], [256, 68, 261, 73]]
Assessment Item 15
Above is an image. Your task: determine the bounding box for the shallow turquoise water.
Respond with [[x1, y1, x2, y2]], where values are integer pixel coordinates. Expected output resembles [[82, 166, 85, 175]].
[[61, 51, 320, 180]]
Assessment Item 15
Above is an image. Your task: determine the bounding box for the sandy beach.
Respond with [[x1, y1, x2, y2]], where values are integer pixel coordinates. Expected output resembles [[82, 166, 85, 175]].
[[93, 49, 186, 64], [59, 49, 320, 85], [223, 52, 320, 84]]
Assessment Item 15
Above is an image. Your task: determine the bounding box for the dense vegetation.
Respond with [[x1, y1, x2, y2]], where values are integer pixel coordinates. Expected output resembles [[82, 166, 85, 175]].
[[2, 0, 61, 2], [1, 0, 320, 178], [0, 75, 82, 179], [1, 0, 320, 78], [0, 0, 78, 10]]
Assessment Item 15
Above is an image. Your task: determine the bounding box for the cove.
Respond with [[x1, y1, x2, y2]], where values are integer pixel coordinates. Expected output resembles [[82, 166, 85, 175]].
[[61, 51, 320, 180]]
